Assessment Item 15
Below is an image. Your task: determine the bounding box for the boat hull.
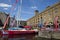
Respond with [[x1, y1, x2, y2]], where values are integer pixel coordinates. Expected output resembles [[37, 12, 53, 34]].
[[1, 30, 38, 35]]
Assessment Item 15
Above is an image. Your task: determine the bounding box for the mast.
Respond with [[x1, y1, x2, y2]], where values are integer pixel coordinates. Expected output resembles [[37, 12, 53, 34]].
[[17, 0, 22, 27]]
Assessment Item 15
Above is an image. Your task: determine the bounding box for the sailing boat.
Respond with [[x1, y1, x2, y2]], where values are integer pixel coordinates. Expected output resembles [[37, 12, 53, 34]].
[[0, 0, 38, 35], [1, 16, 38, 35]]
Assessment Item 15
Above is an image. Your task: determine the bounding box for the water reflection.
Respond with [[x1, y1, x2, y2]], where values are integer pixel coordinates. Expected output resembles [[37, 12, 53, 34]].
[[0, 34, 36, 40]]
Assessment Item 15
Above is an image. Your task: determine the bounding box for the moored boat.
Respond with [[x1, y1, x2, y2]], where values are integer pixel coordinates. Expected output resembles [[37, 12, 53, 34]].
[[0, 27, 38, 35]]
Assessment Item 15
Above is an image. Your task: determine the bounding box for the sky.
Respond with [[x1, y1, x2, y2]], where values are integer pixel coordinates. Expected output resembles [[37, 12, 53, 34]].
[[0, 0, 60, 21]]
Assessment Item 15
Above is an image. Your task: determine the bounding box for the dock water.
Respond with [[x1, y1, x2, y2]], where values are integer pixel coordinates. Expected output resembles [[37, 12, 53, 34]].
[[37, 30, 60, 40]]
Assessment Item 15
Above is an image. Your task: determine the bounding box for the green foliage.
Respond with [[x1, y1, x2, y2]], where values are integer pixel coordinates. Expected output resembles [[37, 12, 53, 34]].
[[24, 23, 27, 26]]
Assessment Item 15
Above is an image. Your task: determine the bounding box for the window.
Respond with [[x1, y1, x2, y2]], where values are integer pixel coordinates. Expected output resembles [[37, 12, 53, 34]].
[[48, 10, 51, 16], [38, 18, 39, 20], [54, 7, 58, 10], [38, 20, 40, 22], [55, 10, 58, 13], [54, 7, 58, 13]]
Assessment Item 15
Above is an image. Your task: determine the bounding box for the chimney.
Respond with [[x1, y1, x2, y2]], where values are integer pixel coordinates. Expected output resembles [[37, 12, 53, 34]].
[[35, 10, 39, 16]]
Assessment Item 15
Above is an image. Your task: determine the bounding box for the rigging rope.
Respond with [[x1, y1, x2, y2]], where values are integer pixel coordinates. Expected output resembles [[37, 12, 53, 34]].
[[3, 0, 19, 29]]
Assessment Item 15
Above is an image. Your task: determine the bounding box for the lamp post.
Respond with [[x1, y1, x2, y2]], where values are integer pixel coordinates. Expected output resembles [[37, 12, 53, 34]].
[[40, 13, 43, 28]]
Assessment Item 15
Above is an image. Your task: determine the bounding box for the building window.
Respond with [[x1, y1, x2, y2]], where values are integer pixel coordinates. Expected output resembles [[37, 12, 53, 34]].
[[48, 10, 51, 16], [54, 7, 58, 13], [54, 7, 58, 10], [38, 18, 39, 20], [55, 10, 58, 13], [38, 21, 40, 23]]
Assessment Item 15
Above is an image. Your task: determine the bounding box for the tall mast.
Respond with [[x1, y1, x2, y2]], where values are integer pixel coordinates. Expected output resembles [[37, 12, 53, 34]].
[[17, 0, 22, 27]]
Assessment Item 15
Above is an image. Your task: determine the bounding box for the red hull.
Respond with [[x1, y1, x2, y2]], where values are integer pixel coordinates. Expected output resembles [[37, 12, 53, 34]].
[[0, 30, 38, 35]]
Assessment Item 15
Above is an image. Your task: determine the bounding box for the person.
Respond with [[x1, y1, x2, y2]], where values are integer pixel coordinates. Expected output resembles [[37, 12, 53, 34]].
[[53, 16, 59, 31]]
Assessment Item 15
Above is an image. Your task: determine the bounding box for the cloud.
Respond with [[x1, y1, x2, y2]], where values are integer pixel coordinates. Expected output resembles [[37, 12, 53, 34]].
[[20, 18, 26, 21], [0, 3, 12, 7], [31, 6, 37, 9], [22, 11, 33, 14]]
